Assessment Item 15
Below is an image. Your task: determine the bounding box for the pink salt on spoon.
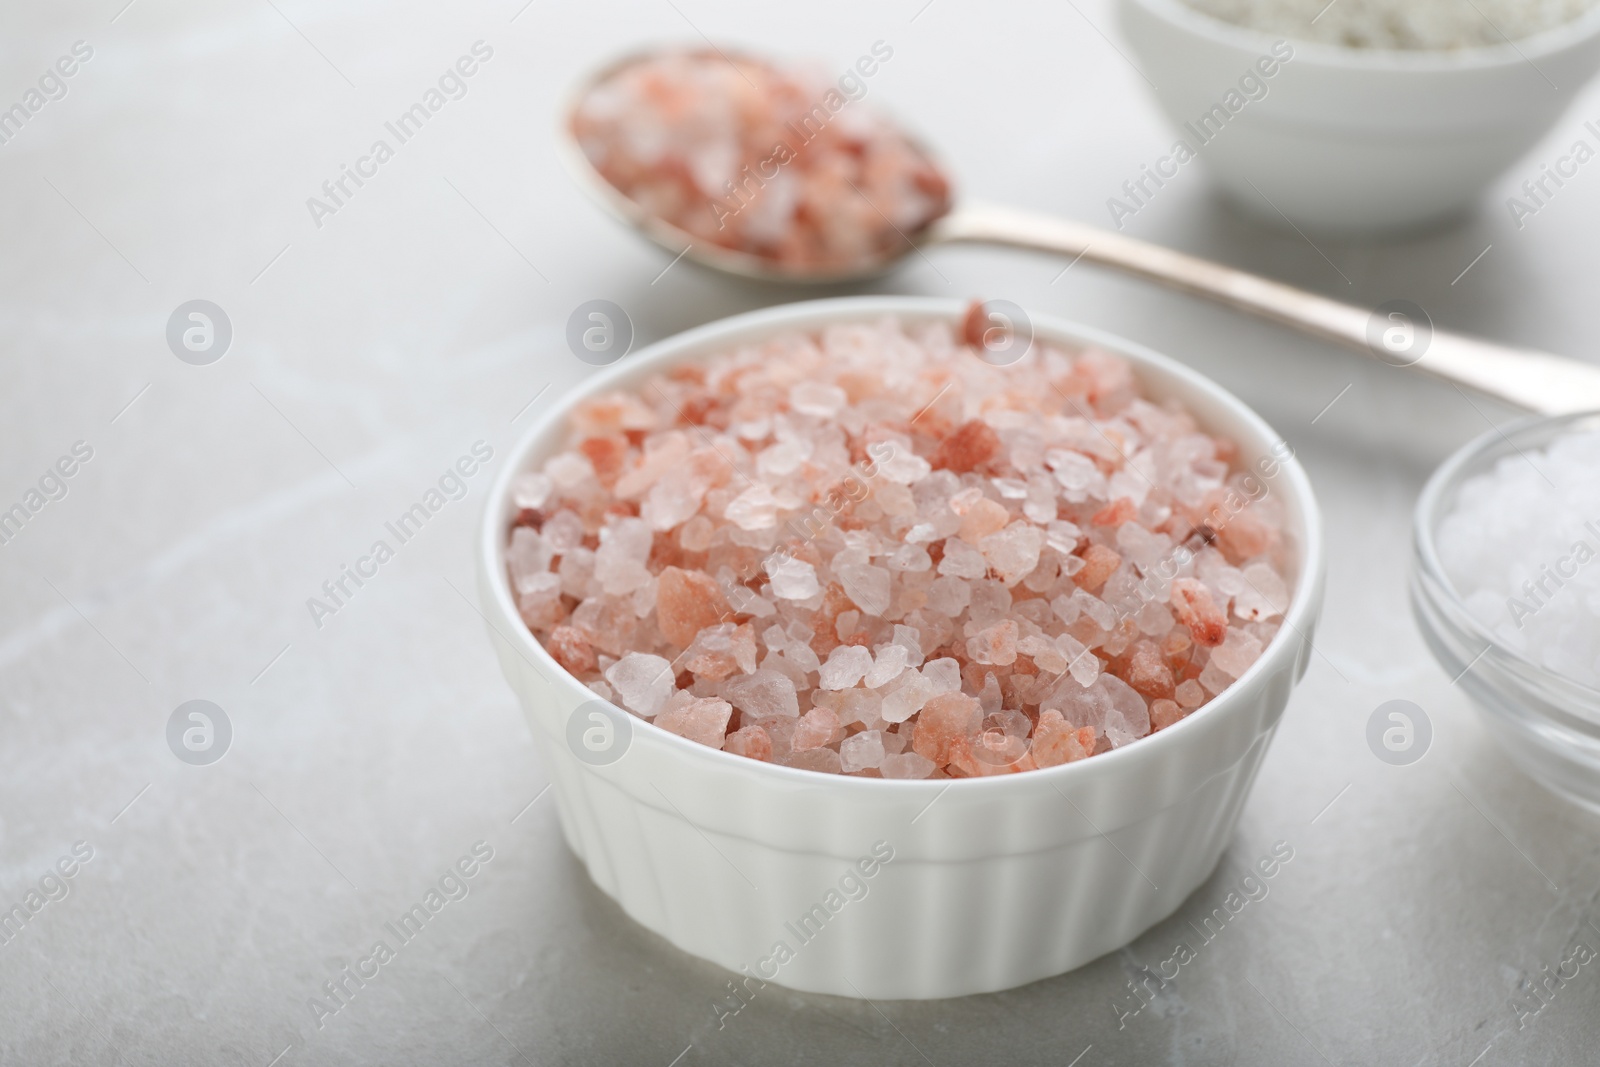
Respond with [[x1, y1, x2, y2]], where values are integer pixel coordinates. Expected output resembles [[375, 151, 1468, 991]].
[[506, 311, 1293, 778]]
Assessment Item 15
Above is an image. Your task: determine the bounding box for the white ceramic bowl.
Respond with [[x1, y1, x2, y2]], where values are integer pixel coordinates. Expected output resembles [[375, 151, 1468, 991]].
[[1118, 0, 1600, 233], [476, 296, 1326, 999]]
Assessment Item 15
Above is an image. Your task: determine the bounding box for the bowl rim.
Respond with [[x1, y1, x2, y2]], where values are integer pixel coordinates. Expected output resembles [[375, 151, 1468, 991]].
[[1412, 409, 1600, 706], [478, 295, 1325, 792], [1121, 0, 1600, 72]]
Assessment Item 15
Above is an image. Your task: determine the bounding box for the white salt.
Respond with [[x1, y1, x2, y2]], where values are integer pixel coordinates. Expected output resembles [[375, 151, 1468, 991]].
[[1436, 428, 1600, 689], [1182, 0, 1599, 50]]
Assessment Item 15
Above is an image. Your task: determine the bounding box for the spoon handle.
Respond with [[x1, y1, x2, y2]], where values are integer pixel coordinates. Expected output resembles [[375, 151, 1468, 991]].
[[932, 201, 1600, 416]]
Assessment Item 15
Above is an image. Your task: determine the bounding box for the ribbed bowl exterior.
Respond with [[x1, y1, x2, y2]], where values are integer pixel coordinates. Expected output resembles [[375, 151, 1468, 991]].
[[477, 297, 1326, 1000]]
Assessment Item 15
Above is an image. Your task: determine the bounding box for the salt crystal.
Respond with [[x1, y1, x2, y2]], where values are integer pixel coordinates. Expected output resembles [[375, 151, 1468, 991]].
[[958, 498, 1010, 543], [792, 708, 841, 751], [604, 653, 675, 717], [887, 544, 933, 572], [507, 528, 554, 592], [725, 725, 773, 761], [768, 557, 821, 600], [1198, 658, 1234, 696], [546, 451, 595, 492], [516, 572, 565, 630], [921, 657, 963, 693], [1031, 710, 1095, 767], [911, 692, 981, 765], [979, 523, 1044, 585], [819, 644, 874, 689], [891, 624, 925, 667], [1045, 520, 1083, 555], [656, 566, 731, 646], [876, 447, 932, 485], [790, 382, 848, 417], [655, 696, 733, 749], [864, 643, 910, 688], [938, 539, 988, 580], [511, 471, 554, 510], [837, 563, 891, 616], [782, 747, 843, 774], [835, 610, 860, 642], [839, 729, 886, 772], [966, 619, 1019, 666], [679, 514, 716, 552], [879, 670, 934, 722], [542, 510, 587, 553], [948, 486, 985, 515], [595, 518, 654, 595], [926, 575, 973, 617], [724, 484, 779, 530], [723, 669, 800, 718], [1099, 675, 1151, 748], [1209, 628, 1264, 679], [880, 751, 936, 779], [1235, 561, 1290, 621]]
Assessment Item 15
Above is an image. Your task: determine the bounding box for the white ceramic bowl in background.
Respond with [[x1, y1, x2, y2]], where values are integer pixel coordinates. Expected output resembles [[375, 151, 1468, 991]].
[[1118, 0, 1600, 233], [477, 297, 1326, 999]]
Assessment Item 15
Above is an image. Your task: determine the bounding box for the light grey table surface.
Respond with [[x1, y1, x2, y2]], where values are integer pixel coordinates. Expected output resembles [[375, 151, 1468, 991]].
[[3, 1, 1599, 1064]]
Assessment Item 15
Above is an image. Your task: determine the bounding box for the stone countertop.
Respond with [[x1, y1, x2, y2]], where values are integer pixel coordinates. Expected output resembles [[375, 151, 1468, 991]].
[[1, 1, 1597, 1064]]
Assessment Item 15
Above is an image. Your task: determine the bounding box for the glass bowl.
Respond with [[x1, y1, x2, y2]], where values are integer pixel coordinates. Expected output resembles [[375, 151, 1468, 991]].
[[1412, 411, 1600, 812]]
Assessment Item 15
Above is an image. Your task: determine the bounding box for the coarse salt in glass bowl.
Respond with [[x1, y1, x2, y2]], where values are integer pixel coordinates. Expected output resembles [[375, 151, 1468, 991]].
[[1413, 411, 1600, 813]]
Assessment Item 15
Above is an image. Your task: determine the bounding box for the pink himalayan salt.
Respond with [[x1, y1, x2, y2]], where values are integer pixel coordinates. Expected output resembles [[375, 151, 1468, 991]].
[[792, 707, 841, 751], [819, 644, 874, 690], [912, 692, 982, 765], [880, 751, 936, 779], [511, 316, 1292, 777], [723, 669, 799, 718], [1171, 578, 1229, 647], [656, 694, 733, 749], [839, 729, 886, 772], [571, 51, 951, 275], [683, 623, 757, 680], [656, 566, 730, 646], [1032, 710, 1096, 767], [725, 724, 773, 761], [1150, 699, 1184, 732]]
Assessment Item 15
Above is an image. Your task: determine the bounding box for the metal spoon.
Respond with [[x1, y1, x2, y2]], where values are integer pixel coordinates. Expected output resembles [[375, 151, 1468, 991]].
[[558, 50, 1600, 416]]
